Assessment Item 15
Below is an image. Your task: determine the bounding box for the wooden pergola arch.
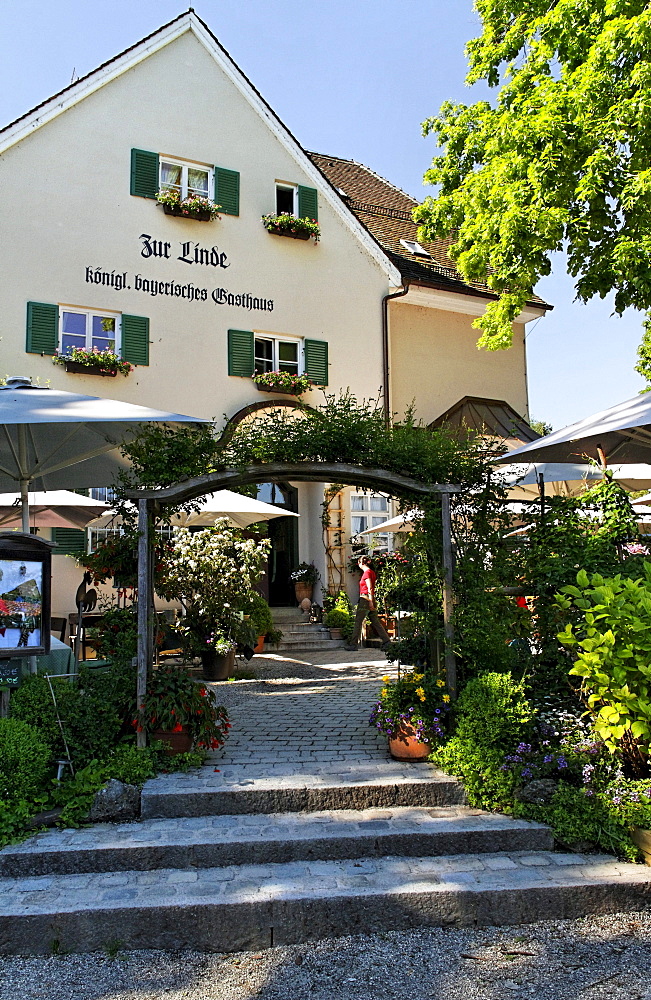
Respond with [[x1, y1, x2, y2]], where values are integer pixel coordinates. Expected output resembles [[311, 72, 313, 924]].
[[126, 463, 460, 746]]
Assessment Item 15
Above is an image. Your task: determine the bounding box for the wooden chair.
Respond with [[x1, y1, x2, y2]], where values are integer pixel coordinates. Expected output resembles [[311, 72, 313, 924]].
[[50, 617, 67, 643]]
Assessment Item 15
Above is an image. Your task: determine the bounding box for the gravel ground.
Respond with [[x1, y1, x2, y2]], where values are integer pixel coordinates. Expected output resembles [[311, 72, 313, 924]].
[[2, 912, 651, 999]]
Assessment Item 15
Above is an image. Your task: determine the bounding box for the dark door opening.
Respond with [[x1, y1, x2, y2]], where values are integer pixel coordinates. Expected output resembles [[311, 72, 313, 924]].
[[257, 483, 299, 606]]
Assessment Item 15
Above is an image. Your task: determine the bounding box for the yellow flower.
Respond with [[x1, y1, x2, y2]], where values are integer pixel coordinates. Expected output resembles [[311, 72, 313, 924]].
[[411, 673, 424, 682], [442, 694, 450, 703], [436, 679, 445, 688], [415, 687, 426, 701], [382, 676, 390, 683], [381, 688, 389, 698]]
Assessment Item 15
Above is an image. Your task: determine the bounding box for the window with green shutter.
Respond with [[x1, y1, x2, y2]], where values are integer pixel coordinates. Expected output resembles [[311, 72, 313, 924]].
[[130, 149, 159, 199], [215, 167, 240, 216], [52, 528, 86, 556], [298, 185, 318, 222], [26, 302, 59, 355], [121, 315, 150, 366], [304, 339, 328, 386], [228, 330, 254, 377]]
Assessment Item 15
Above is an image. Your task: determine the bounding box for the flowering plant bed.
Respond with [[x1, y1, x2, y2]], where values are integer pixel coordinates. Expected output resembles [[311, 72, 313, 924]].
[[252, 370, 314, 396], [369, 669, 450, 744], [53, 347, 132, 377], [156, 188, 221, 221], [261, 212, 320, 242], [134, 663, 230, 750]]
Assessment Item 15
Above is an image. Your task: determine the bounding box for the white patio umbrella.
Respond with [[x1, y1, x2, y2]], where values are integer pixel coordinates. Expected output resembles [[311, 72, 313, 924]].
[[359, 509, 420, 534], [0, 376, 206, 532], [497, 392, 651, 467], [498, 462, 651, 499], [87, 489, 299, 531], [0, 490, 112, 529]]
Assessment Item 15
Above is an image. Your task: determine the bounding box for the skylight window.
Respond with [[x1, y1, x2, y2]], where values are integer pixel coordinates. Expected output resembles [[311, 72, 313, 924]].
[[400, 239, 430, 257]]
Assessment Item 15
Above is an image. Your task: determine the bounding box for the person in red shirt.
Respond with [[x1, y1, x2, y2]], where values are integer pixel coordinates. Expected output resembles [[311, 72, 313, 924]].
[[344, 555, 391, 651]]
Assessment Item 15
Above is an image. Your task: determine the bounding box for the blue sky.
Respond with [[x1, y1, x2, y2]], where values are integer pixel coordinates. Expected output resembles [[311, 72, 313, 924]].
[[2, 0, 644, 429]]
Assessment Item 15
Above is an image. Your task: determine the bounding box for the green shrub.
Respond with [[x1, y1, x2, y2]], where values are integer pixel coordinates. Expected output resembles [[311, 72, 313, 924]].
[[238, 591, 275, 637], [453, 672, 535, 751], [87, 606, 138, 666], [10, 674, 122, 768], [0, 718, 51, 803], [433, 740, 518, 811], [323, 609, 350, 630]]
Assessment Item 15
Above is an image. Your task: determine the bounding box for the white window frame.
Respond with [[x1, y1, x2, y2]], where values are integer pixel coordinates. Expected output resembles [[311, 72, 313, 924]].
[[350, 492, 393, 553], [160, 156, 214, 200], [254, 333, 303, 376], [275, 181, 298, 216], [59, 306, 122, 356]]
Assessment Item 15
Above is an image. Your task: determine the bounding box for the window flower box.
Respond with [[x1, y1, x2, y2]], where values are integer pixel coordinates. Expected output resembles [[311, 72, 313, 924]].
[[156, 189, 221, 221], [261, 212, 320, 243], [252, 371, 313, 396], [53, 348, 133, 378], [63, 360, 117, 378]]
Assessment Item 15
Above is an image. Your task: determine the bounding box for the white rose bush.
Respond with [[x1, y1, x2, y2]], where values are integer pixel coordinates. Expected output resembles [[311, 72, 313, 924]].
[[159, 517, 270, 658]]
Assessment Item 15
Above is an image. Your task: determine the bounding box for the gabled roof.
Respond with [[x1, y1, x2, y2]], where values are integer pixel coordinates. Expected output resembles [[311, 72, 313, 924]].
[[0, 10, 401, 286], [307, 153, 551, 311]]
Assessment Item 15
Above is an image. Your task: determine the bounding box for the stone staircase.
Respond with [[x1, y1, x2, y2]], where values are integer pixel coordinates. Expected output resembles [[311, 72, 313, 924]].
[[270, 607, 346, 652], [1, 765, 651, 955]]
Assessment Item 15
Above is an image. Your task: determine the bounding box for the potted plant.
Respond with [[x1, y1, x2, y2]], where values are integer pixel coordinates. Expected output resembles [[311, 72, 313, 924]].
[[369, 669, 451, 761], [134, 663, 230, 755], [323, 608, 350, 640], [53, 347, 133, 377], [237, 591, 281, 654], [290, 562, 319, 603], [156, 188, 221, 221], [252, 370, 314, 396], [261, 212, 320, 242], [159, 519, 270, 679]]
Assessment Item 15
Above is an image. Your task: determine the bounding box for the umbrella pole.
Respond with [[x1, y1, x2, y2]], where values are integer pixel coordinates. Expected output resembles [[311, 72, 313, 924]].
[[441, 492, 456, 699]]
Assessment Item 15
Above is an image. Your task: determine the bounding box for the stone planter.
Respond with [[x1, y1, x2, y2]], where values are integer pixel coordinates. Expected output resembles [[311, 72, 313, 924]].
[[267, 226, 310, 241], [201, 647, 235, 681], [153, 727, 193, 756], [294, 581, 314, 603], [329, 628, 343, 640], [163, 204, 212, 221], [631, 826, 651, 864], [63, 360, 117, 377], [388, 723, 431, 762]]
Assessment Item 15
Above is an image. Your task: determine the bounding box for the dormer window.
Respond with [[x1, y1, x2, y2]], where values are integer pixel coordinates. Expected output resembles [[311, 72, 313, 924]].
[[400, 239, 430, 258]]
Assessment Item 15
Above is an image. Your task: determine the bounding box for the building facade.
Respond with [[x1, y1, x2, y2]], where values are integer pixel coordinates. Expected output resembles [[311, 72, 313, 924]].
[[0, 12, 548, 614]]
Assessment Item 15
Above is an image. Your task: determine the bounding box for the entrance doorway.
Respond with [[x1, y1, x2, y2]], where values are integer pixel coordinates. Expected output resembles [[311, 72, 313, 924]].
[[257, 483, 298, 606]]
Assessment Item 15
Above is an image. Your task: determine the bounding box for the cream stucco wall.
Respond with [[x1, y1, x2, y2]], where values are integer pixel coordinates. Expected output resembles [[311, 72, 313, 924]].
[[0, 30, 391, 419], [388, 300, 529, 425]]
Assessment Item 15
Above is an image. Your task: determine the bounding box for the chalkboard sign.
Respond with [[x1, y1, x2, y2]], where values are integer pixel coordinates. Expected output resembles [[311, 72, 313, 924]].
[[0, 661, 20, 688], [0, 533, 54, 660]]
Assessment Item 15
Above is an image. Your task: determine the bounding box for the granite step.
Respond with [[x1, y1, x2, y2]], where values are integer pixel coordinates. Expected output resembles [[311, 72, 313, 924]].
[[273, 638, 346, 651], [2, 850, 649, 955], [140, 762, 467, 819], [0, 806, 553, 878]]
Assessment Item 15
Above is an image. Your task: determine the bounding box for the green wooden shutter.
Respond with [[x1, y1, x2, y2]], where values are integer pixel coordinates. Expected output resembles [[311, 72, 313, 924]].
[[298, 185, 318, 221], [52, 528, 85, 556], [26, 302, 58, 355], [304, 339, 328, 386], [130, 148, 159, 198], [215, 167, 240, 216], [121, 315, 149, 366], [228, 329, 254, 377]]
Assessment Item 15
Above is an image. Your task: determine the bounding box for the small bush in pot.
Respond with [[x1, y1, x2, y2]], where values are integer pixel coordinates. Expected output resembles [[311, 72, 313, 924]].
[[323, 608, 351, 638], [135, 664, 230, 751]]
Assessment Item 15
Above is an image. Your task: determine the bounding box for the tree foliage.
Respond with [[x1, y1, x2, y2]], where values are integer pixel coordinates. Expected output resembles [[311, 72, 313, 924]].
[[415, 0, 651, 351]]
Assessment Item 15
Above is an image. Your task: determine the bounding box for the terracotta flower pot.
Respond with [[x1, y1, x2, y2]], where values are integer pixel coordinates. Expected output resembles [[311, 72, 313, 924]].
[[388, 723, 431, 762], [254, 635, 265, 654], [201, 647, 235, 681], [631, 826, 651, 864], [153, 727, 193, 756], [294, 581, 313, 603], [329, 628, 342, 640]]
